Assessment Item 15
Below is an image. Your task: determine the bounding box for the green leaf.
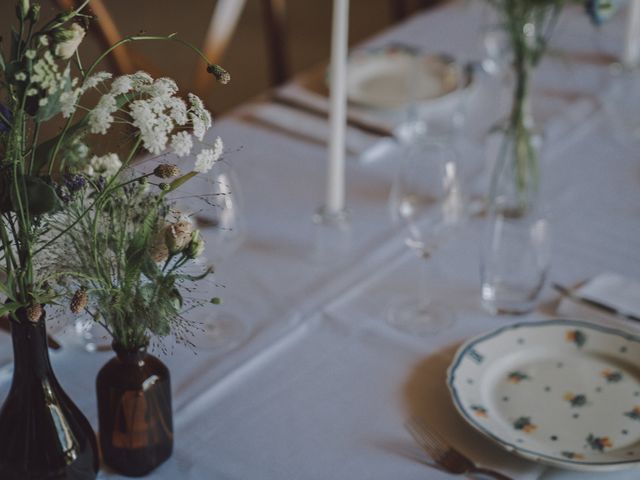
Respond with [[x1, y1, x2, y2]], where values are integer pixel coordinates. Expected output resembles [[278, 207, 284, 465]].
[[12, 175, 62, 216], [0, 302, 19, 318], [140, 254, 160, 280], [10, 27, 20, 60]]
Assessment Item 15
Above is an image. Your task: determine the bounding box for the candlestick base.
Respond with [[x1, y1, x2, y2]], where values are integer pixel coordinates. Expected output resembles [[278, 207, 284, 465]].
[[311, 206, 352, 265]]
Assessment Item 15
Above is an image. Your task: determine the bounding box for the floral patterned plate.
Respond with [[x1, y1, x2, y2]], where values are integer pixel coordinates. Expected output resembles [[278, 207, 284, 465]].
[[447, 319, 640, 471]]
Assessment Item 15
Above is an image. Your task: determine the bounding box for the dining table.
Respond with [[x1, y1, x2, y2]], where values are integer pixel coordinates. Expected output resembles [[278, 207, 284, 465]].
[[1, 1, 640, 479]]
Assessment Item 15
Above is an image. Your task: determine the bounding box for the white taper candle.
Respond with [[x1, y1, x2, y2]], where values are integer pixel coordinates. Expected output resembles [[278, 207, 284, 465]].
[[325, 0, 349, 214], [624, 0, 640, 67]]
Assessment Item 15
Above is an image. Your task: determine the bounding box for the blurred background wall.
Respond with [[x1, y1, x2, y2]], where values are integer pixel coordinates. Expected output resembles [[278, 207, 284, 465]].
[[0, 1, 443, 114]]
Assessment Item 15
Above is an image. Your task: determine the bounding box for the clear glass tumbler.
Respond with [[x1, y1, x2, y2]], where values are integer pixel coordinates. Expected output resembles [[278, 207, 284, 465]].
[[480, 210, 550, 315]]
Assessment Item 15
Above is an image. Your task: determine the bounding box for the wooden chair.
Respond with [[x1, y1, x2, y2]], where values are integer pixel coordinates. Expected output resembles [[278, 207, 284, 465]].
[[54, 0, 290, 99], [390, 0, 446, 22]]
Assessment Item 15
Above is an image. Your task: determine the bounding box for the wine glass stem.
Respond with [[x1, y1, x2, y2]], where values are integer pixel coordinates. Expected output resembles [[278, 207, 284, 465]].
[[418, 250, 432, 311]]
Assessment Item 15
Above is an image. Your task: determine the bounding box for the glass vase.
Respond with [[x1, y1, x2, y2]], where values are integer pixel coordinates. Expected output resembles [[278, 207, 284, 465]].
[[0, 308, 99, 479], [482, 96, 550, 315], [96, 344, 173, 477]]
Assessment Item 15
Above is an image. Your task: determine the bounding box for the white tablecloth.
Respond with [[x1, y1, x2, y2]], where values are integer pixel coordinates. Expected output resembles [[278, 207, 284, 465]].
[[1, 1, 639, 479]]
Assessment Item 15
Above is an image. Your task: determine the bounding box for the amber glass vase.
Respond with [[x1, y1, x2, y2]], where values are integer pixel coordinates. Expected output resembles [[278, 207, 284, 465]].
[[96, 344, 173, 477], [0, 308, 99, 479]]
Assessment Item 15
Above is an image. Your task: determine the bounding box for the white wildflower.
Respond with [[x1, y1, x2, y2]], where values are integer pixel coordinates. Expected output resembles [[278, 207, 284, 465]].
[[188, 93, 212, 141], [31, 52, 61, 96], [212, 136, 224, 161], [141, 126, 169, 155], [26, 88, 38, 96], [89, 94, 117, 134], [192, 117, 205, 141], [54, 23, 86, 60], [59, 88, 81, 118], [14, 72, 27, 82], [129, 99, 155, 127], [166, 97, 187, 125], [39, 35, 49, 47], [129, 71, 153, 88], [25, 50, 36, 60], [76, 142, 89, 159], [82, 72, 112, 92], [146, 77, 178, 99], [170, 131, 193, 157], [188, 93, 205, 112], [38, 97, 48, 107], [194, 139, 223, 173], [89, 153, 122, 177], [110, 75, 133, 96]]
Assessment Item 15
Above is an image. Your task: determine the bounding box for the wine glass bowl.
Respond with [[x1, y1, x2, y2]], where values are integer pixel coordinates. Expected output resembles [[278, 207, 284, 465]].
[[387, 140, 466, 335]]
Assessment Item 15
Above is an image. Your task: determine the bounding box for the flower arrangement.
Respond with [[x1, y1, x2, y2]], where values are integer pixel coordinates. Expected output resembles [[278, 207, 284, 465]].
[[51, 71, 227, 347], [0, 0, 229, 328]]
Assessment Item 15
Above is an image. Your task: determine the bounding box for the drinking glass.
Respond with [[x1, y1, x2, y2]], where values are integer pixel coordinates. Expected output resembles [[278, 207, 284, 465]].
[[396, 49, 470, 145], [388, 140, 466, 335], [480, 208, 550, 315], [190, 161, 249, 350]]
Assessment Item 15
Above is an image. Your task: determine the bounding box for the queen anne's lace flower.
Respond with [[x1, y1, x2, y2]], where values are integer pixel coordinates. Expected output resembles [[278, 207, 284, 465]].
[[59, 89, 80, 118], [188, 93, 212, 141], [146, 77, 178, 99], [89, 93, 117, 134], [110, 75, 133, 96], [31, 51, 62, 96], [194, 138, 223, 173], [82, 72, 112, 92], [130, 71, 153, 87], [212, 136, 224, 160], [170, 131, 193, 157], [89, 153, 122, 177], [166, 97, 188, 125]]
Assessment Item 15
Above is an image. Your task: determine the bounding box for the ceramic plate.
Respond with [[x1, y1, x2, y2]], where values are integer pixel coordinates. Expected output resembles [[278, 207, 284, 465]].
[[447, 319, 640, 471], [345, 48, 466, 109]]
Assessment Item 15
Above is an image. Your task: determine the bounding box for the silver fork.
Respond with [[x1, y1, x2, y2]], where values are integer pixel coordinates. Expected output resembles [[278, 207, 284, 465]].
[[405, 417, 513, 480]]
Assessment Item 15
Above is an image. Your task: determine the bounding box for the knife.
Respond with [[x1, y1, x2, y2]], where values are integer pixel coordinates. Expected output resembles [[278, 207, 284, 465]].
[[552, 282, 640, 323], [271, 92, 395, 138]]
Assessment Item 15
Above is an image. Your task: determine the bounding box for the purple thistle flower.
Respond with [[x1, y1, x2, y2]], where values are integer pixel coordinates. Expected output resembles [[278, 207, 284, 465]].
[[63, 174, 87, 193]]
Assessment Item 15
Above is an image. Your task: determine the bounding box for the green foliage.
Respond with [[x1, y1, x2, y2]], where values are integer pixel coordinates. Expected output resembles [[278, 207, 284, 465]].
[[61, 181, 212, 349]]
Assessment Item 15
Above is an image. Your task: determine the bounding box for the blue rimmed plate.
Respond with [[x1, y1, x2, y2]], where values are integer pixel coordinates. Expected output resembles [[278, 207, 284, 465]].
[[447, 319, 640, 471]]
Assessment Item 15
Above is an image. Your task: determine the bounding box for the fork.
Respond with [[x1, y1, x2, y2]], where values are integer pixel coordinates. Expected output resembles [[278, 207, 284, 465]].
[[405, 417, 513, 480]]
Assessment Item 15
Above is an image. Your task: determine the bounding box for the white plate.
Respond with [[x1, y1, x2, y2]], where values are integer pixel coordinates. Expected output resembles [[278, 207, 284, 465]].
[[447, 319, 640, 471], [345, 49, 464, 110]]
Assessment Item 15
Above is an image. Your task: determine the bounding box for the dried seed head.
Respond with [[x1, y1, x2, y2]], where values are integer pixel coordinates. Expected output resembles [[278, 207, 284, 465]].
[[207, 64, 231, 85], [26, 304, 43, 323], [153, 164, 180, 179], [70, 287, 88, 314]]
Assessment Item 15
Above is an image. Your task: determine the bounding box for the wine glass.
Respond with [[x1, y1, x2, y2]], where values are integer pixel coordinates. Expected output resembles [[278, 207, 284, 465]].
[[189, 161, 249, 350], [396, 47, 470, 145], [388, 140, 466, 335]]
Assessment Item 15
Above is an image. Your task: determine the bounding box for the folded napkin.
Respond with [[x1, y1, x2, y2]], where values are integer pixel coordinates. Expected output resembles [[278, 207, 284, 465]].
[[557, 273, 640, 329]]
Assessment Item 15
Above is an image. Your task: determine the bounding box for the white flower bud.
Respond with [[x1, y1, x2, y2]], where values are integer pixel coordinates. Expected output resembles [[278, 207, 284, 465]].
[[54, 23, 86, 60], [186, 230, 205, 259]]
